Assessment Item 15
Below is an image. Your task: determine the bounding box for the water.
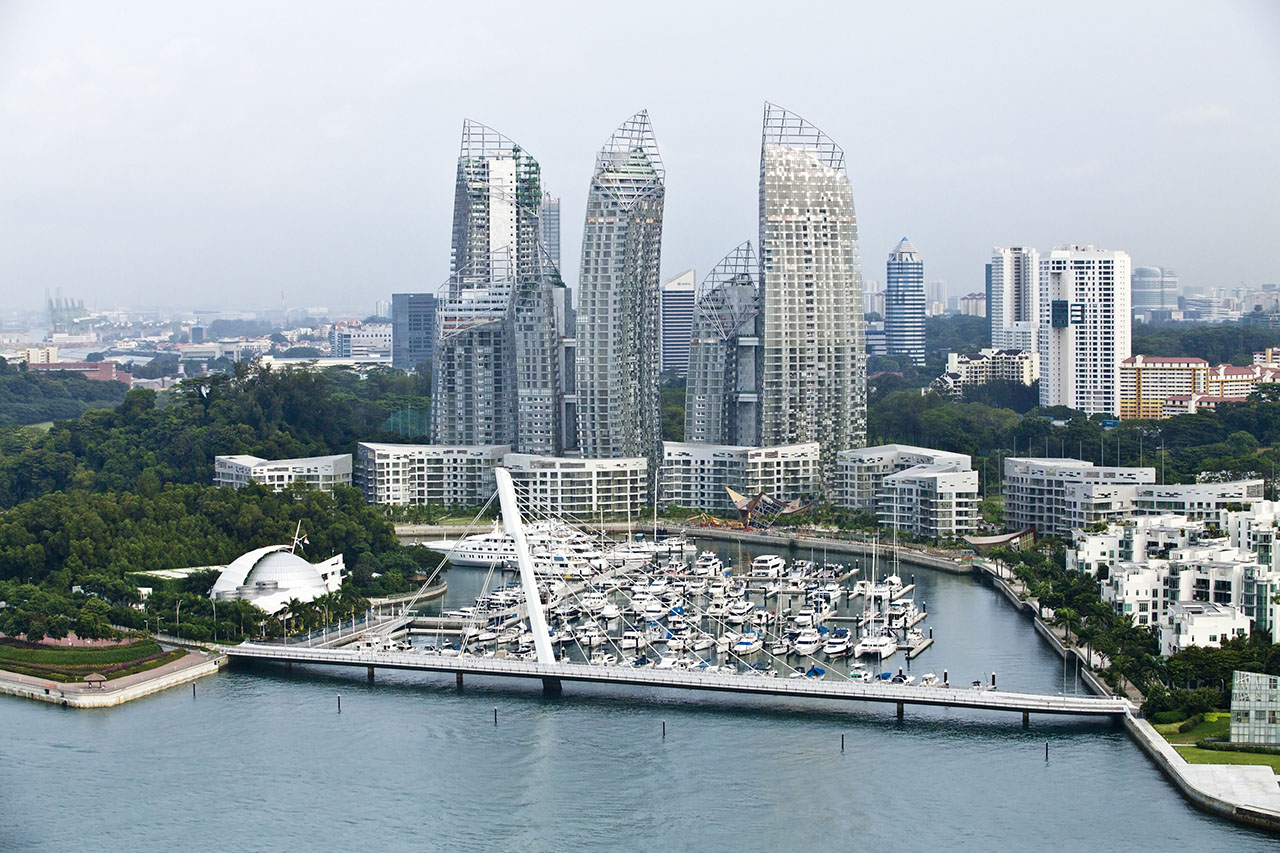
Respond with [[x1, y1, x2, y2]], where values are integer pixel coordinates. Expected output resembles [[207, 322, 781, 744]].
[[1, 542, 1274, 850]]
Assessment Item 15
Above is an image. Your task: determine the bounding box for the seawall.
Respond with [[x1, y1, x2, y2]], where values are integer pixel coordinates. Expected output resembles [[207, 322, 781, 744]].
[[0, 652, 226, 709]]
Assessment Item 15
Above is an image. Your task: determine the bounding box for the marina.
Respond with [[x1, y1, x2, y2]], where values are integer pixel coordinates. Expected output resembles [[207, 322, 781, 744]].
[[220, 471, 1129, 725]]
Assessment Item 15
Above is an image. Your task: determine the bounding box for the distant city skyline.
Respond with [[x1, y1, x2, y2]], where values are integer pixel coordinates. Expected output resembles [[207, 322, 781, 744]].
[[1, 1, 1278, 312]]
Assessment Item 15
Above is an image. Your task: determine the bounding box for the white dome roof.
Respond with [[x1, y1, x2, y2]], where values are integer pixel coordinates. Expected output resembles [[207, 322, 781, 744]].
[[210, 545, 326, 596], [245, 550, 325, 589]]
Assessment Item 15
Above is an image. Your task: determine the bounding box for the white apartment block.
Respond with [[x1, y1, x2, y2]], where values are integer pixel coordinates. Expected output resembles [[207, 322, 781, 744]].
[[835, 445, 971, 510], [661, 441, 820, 513], [1135, 480, 1264, 521], [213, 454, 352, 493], [1038, 245, 1131, 415], [935, 348, 1038, 397], [1068, 514, 1204, 575], [1003, 458, 1154, 537], [877, 464, 979, 539], [329, 323, 392, 358], [1161, 394, 1248, 417], [1159, 601, 1249, 657], [989, 246, 1039, 352], [503, 454, 647, 519], [354, 443, 508, 506]]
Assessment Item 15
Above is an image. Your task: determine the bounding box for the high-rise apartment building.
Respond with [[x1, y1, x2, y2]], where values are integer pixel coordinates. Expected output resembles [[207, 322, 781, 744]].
[[758, 103, 866, 480], [575, 111, 665, 481], [1131, 266, 1178, 320], [659, 270, 697, 374], [391, 293, 437, 371], [926, 279, 947, 317], [1037, 245, 1132, 416], [885, 237, 926, 366], [1118, 355, 1209, 420], [431, 120, 564, 454], [540, 192, 561, 270], [684, 243, 762, 446], [990, 247, 1040, 351]]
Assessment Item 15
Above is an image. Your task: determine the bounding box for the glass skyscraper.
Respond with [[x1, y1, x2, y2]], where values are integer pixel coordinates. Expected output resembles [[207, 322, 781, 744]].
[[684, 242, 762, 445], [758, 103, 866, 480], [885, 237, 926, 366], [575, 111, 665, 479], [431, 120, 564, 454]]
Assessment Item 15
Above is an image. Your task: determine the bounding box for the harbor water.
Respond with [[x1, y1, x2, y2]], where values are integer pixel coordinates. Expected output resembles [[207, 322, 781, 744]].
[[1, 540, 1274, 850]]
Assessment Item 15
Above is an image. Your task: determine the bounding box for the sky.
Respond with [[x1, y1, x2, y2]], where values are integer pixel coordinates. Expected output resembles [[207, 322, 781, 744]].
[[1, 0, 1278, 315]]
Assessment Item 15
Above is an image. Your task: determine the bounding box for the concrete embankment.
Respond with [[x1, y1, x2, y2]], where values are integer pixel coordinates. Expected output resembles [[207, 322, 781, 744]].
[[1124, 716, 1280, 833], [0, 651, 226, 709]]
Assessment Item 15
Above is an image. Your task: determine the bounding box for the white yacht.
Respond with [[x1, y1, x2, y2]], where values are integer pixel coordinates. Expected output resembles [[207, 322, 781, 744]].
[[726, 600, 756, 625], [600, 602, 622, 620], [793, 627, 823, 656], [693, 552, 724, 576], [750, 554, 787, 577], [619, 630, 647, 650], [854, 632, 897, 660], [822, 628, 851, 657], [732, 631, 763, 655], [580, 590, 608, 613]]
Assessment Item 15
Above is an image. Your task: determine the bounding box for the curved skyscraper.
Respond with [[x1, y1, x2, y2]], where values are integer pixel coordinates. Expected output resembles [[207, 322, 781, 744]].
[[432, 120, 564, 454], [575, 111, 665, 479], [758, 103, 866, 480], [885, 237, 925, 366], [685, 242, 762, 445]]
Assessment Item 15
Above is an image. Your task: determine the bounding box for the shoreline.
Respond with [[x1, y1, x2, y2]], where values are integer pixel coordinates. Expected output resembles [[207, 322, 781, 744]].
[[0, 649, 226, 708]]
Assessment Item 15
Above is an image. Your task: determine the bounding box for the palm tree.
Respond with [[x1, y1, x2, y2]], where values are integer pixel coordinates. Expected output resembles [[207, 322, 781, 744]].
[[1052, 607, 1080, 644]]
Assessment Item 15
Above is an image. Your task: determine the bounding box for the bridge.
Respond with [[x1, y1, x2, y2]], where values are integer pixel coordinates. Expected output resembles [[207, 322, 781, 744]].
[[218, 641, 1134, 722]]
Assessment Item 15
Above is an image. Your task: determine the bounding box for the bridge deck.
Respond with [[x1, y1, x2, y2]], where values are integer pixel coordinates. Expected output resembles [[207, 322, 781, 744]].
[[219, 643, 1133, 718]]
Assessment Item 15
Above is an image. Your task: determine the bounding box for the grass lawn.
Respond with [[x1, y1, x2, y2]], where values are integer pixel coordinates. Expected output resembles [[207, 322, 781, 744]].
[[1154, 712, 1280, 774], [0, 640, 184, 682], [1153, 712, 1231, 744], [1173, 745, 1280, 774]]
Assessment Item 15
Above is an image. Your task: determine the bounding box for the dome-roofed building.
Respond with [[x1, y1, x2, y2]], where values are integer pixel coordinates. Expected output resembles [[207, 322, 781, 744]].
[[210, 545, 344, 615]]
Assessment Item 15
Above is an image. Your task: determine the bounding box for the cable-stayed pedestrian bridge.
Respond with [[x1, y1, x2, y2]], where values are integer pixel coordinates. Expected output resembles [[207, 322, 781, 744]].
[[218, 641, 1134, 722]]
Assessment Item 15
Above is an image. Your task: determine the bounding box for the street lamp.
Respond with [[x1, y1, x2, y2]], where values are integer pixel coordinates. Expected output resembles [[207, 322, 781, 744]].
[[212, 598, 217, 642], [176, 599, 182, 640]]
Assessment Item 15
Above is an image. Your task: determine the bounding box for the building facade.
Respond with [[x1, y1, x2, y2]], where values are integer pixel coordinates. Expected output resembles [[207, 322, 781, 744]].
[[575, 111, 666, 480], [504, 454, 647, 519], [659, 270, 697, 374], [1135, 480, 1264, 520], [391, 293, 437, 372], [759, 103, 866, 480], [834, 444, 971, 510], [877, 464, 979, 539], [1159, 601, 1249, 657], [354, 442, 508, 506], [684, 243, 762, 446], [1038, 245, 1132, 415], [1131, 265, 1178, 320], [1230, 671, 1280, 747], [934, 347, 1039, 397], [989, 246, 1040, 352], [330, 323, 392, 358], [1003, 457, 1155, 537], [1118, 355, 1209, 420], [884, 237, 926, 366], [661, 441, 819, 512], [431, 120, 565, 455], [213, 454, 352, 493]]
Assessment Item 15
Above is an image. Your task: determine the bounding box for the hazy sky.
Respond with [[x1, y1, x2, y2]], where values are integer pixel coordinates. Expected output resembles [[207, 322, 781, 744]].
[[2, 0, 1278, 315]]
